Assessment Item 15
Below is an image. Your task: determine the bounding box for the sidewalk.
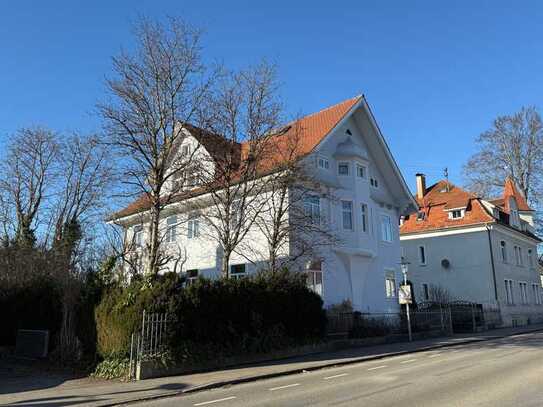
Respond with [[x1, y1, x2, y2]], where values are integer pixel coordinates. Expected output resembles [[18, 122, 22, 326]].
[[2, 324, 542, 406]]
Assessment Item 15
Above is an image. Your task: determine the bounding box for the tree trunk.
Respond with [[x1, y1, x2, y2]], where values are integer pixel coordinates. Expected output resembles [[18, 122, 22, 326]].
[[147, 200, 161, 277]]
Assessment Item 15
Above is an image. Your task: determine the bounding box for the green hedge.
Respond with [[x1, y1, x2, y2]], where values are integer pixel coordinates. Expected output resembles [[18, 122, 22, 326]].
[[94, 270, 326, 361]]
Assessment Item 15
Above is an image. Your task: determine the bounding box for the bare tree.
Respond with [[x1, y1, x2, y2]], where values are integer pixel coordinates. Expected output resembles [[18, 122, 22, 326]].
[[463, 106, 543, 207], [427, 284, 455, 306], [98, 17, 214, 277], [250, 121, 338, 273], [0, 127, 59, 247], [47, 133, 115, 265], [196, 62, 282, 278]]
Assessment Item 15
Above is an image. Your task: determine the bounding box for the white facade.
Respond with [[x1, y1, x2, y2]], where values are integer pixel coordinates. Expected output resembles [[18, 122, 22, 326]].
[[115, 97, 417, 313], [400, 180, 542, 327]]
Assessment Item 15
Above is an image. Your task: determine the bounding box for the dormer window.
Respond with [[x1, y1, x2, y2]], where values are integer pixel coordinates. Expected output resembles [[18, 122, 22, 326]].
[[338, 162, 350, 176], [416, 211, 426, 221], [317, 156, 329, 170], [449, 209, 465, 219]]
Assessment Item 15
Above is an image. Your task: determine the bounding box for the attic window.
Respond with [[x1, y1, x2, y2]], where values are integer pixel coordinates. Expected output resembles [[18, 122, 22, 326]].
[[416, 211, 426, 221], [181, 145, 190, 157], [449, 209, 464, 219], [345, 129, 352, 135]]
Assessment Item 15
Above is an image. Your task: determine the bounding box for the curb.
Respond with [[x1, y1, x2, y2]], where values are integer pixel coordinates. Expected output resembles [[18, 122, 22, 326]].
[[107, 327, 543, 406]]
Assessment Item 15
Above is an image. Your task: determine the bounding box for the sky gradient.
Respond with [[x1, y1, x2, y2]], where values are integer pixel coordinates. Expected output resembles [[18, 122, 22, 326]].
[[1, 1, 542, 192]]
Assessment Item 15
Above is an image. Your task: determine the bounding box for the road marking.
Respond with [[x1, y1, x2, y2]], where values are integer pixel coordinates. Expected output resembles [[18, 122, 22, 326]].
[[194, 396, 236, 406], [400, 359, 417, 364], [429, 353, 442, 358], [269, 383, 300, 391], [367, 365, 387, 371], [323, 373, 349, 380]]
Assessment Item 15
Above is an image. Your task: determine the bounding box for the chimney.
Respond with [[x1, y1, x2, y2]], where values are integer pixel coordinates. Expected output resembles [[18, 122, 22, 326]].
[[416, 173, 426, 200]]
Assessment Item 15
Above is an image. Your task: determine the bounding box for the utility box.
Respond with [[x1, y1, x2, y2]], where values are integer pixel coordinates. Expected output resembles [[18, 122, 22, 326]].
[[15, 329, 49, 358]]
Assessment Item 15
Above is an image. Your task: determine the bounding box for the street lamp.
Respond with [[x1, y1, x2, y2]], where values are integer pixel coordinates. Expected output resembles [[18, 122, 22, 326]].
[[399, 257, 413, 342]]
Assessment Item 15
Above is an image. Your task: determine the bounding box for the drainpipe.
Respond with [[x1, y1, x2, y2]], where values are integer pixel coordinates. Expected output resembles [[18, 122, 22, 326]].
[[485, 224, 499, 302]]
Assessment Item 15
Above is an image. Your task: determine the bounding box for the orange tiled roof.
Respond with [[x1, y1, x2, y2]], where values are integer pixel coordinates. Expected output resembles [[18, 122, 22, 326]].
[[402, 181, 493, 234], [112, 96, 362, 220], [503, 177, 532, 211]]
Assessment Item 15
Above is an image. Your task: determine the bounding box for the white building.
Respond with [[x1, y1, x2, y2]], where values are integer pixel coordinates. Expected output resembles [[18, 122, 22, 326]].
[[112, 95, 417, 313], [400, 174, 542, 326]]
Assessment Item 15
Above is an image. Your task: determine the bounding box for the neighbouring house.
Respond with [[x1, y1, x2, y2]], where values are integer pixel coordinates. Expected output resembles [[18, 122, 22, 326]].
[[400, 174, 542, 327], [111, 95, 417, 313]]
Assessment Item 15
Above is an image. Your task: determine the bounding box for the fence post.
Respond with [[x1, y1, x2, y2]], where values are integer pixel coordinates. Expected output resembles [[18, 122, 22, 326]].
[[448, 307, 453, 334], [471, 305, 476, 332]]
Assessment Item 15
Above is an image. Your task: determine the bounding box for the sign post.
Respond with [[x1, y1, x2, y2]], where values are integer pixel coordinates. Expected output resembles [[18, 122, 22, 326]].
[[399, 258, 412, 342]]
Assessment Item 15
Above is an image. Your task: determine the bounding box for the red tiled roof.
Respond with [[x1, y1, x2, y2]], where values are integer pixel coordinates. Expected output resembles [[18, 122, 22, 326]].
[[503, 177, 532, 211], [401, 178, 536, 236], [402, 181, 493, 234], [111, 96, 362, 220]]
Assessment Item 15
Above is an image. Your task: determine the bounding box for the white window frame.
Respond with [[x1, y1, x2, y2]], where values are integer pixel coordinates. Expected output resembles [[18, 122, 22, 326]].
[[360, 203, 368, 233], [385, 271, 397, 298], [341, 200, 354, 231], [519, 281, 528, 304], [230, 263, 246, 279], [505, 279, 514, 305], [338, 161, 350, 176], [306, 262, 323, 297], [380, 214, 393, 242], [356, 164, 366, 179], [532, 283, 541, 305], [418, 245, 427, 265], [187, 213, 200, 239], [528, 249, 534, 268], [186, 269, 199, 285], [317, 156, 330, 170], [500, 241, 507, 263], [449, 209, 465, 219], [303, 195, 321, 224], [134, 225, 144, 247], [181, 144, 191, 157], [165, 216, 177, 243]]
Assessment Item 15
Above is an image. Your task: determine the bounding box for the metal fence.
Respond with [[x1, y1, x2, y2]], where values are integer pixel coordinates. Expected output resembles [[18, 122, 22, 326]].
[[128, 310, 170, 380], [326, 303, 503, 338]]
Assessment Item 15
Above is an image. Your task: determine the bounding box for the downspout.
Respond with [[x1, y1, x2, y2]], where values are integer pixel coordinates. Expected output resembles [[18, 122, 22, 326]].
[[485, 224, 499, 302]]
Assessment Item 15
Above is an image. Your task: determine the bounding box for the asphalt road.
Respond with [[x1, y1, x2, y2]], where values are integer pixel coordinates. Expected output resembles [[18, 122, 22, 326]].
[[137, 331, 543, 407]]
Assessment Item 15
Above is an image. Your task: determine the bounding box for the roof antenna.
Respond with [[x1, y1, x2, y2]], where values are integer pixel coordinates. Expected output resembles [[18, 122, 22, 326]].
[[444, 167, 450, 192]]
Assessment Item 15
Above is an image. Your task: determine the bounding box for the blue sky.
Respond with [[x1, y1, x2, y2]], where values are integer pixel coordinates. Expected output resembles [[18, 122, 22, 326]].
[[1, 1, 542, 191]]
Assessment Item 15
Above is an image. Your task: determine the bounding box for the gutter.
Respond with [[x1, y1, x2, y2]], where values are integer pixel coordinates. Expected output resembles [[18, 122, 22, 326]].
[[485, 224, 499, 302]]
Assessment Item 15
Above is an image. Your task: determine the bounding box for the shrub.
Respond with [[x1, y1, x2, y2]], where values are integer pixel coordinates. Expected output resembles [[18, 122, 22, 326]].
[[94, 273, 181, 358], [165, 269, 326, 361]]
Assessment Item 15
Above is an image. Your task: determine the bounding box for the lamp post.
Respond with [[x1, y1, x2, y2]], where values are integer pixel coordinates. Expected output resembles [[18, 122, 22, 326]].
[[400, 257, 413, 342]]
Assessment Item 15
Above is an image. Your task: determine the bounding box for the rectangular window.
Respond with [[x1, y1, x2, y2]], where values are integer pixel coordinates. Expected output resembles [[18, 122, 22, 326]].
[[422, 283, 430, 301], [450, 210, 463, 219], [306, 270, 323, 296], [385, 273, 397, 298], [303, 195, 321, 224], [181, 145, 190, 157], [230, 200, 241, 229], [370, 178, 379, 188], [134, 225, 143, 247], [356, 164, 366, 178], [360, 204, 368, 233], [416, 211, 426, 221], [505, 279, 514, 305], [528, 249, 534, 267], [341, 201, 353, 230], [338, 162, 350, 176], [380, 214, 393, 242], [317, 156, 329, 170], [519, 282, 528, 304], [187, 213, 200, 239], [518, 247, 523, 266], [500, 241, 507, 263], [230, 264, 246, 279], [532, 283, 541, 305], [165, 216, 177, 243], [186, 269, 199, 285], [419, 246, 426, 265]]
